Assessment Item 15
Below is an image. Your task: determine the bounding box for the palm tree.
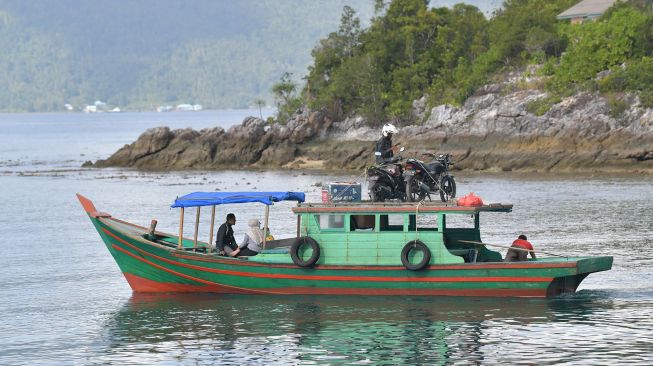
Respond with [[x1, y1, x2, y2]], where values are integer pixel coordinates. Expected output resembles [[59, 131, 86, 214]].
[[254, 98, 265, 119]]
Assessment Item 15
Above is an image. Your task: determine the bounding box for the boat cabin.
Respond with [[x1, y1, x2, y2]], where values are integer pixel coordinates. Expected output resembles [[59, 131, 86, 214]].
[[285, 202, 512, 267]]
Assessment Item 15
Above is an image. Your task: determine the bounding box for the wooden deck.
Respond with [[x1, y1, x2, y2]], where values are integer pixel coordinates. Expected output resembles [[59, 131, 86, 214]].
[[293, 200, 513, 213]]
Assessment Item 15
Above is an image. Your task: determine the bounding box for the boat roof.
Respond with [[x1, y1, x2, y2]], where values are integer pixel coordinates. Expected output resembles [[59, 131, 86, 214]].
[[292, 201, 513, 214], [171, 191, 305, 208]]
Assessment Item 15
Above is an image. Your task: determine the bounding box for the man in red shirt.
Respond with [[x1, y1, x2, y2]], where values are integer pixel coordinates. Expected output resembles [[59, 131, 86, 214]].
[[505, 234, 537, 262]]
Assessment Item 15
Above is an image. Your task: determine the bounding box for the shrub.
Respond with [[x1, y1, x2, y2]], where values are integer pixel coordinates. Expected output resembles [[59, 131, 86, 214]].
[[607, 94, 629, 118], [526, 95, 561, 116], [599, 57, 653, 108]]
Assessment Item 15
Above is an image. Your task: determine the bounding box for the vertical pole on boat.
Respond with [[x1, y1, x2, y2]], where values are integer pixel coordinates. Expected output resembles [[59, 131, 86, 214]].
[[263, 204, 270, 250], [296, 215, 301, 238], [193, 207, 200, 249], [178, 207, 185, 249], [208, 205, 216, 253]]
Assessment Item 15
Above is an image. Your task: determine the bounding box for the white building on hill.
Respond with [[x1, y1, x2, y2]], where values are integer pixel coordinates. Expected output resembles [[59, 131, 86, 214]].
[[557, 0, 617, 24]]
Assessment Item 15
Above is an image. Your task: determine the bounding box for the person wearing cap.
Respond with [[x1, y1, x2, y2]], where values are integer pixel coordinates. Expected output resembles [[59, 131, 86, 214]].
[[237, 219, 265, 256], [504, 234, 537, 262], [375, 123, 399, 164]]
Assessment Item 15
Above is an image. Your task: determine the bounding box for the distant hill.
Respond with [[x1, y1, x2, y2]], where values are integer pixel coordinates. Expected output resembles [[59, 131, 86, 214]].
[[0, 0, 498, 112]]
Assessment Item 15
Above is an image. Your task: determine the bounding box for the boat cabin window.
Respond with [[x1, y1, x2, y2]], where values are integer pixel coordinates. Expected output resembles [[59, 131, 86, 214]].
[[380, 214, 404, 232], [316, 214, 345, 231], [350, 215, 376, 231], [408, 214, 438, 231], [443, 214, 477, 229]]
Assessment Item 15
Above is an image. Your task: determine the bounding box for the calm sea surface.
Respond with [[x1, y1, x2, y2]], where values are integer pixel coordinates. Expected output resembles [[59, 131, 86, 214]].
[[1, 111, 652, 365]]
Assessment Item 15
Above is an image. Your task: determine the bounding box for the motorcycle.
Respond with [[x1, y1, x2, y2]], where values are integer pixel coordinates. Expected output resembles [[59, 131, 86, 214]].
[[367, 148, 406, 202], [404, 152, 456, 202]]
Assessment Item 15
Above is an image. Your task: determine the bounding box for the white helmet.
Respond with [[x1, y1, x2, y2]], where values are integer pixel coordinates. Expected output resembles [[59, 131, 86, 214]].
[[382, 123, 398, 137]]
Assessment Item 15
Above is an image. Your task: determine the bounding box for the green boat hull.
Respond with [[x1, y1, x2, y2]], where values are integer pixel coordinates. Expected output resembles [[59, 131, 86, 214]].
[[86, 215, 612, 298]]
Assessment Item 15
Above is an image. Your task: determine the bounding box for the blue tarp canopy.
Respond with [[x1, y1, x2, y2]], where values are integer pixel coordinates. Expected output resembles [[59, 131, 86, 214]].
[[171, 191, 305, 208]]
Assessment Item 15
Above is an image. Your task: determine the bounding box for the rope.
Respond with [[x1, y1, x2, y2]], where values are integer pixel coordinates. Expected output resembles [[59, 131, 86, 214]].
[[459, 240, 569, 259], [414, 199, 424, 242]]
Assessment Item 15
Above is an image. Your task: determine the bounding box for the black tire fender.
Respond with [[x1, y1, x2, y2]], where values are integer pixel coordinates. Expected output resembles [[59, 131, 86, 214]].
[[401, 240, 431, 270], [290, 236, 320, 267]]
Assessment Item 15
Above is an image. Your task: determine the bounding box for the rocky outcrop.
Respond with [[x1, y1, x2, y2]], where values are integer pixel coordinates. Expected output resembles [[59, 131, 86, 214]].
[[94, 113, 341, 170], [93, 69, 653, 173]]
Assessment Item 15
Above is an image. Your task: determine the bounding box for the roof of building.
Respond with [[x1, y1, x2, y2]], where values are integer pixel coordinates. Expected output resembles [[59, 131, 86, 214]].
[[557, 0, 616, 19]]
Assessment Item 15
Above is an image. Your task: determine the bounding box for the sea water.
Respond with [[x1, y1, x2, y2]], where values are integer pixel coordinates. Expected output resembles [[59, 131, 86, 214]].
[[0, 112, 652, 365]]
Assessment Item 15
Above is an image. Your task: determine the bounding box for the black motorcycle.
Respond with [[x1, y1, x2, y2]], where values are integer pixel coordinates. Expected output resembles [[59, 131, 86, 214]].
[[367, 154, 406, 202], [404, 153, 456, 202]]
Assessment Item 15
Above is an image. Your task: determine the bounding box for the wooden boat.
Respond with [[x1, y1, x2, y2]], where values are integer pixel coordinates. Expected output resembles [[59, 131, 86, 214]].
[[77, 192, 612, 298]]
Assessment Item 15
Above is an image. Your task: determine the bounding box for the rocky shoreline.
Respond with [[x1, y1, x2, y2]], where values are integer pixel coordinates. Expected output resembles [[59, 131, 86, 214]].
[[91, 70, 653, 174]]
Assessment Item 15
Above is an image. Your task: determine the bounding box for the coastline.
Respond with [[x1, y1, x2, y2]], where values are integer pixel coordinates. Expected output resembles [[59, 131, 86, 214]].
[[88, 127, 653, 175]]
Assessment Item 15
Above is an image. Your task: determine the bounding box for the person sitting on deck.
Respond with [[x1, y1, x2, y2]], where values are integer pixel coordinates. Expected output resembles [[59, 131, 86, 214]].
[[216, 213, 239, 257], [505, 234, 537, 262], [237, 219, 265, 256]]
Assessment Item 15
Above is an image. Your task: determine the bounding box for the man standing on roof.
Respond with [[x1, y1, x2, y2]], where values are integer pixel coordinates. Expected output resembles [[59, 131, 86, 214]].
[[504, 234, 537, 262], [216, 213, 240, 256], [375, 123, 399, 164]]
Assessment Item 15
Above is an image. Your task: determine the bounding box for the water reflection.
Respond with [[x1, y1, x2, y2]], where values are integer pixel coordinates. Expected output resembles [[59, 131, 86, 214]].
[[93, 293, 624, 365]]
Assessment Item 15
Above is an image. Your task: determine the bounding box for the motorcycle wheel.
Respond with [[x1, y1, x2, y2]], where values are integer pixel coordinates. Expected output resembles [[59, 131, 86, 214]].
[[449, 176, 457, 198], [439, 175, 456, 202], [406, 176, 427, 202]]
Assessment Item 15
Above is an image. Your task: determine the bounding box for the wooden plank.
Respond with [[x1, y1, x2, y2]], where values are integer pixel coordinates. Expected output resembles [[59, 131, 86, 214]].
[[208, 206, 216, 253], [193, 207, 200, 249], [178, 208, 184, 249]]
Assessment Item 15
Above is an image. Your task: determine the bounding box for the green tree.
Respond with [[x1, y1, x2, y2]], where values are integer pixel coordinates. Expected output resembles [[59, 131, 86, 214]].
[[272, 72, 301, 122], [297, 0, 653, 124], [305, 5, 363, 119], [551, 7, 648, 93]]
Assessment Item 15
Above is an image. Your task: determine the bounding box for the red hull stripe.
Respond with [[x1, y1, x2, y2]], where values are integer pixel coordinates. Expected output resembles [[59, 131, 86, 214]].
[[263, 287, 545, 297], [171, 251, 575, 270], [105, 228, 552, 283], [123, 272, 254, 294], [122, 273, 546, 297]]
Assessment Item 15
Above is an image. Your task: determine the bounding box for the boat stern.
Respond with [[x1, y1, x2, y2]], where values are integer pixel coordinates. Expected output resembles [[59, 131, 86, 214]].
[[546, 256, 613, 297]]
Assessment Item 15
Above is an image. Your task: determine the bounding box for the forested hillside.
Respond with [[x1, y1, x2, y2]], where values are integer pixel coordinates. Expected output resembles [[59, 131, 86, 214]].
[[0, 0, 380, 111], [293, 0, 653, 124]]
